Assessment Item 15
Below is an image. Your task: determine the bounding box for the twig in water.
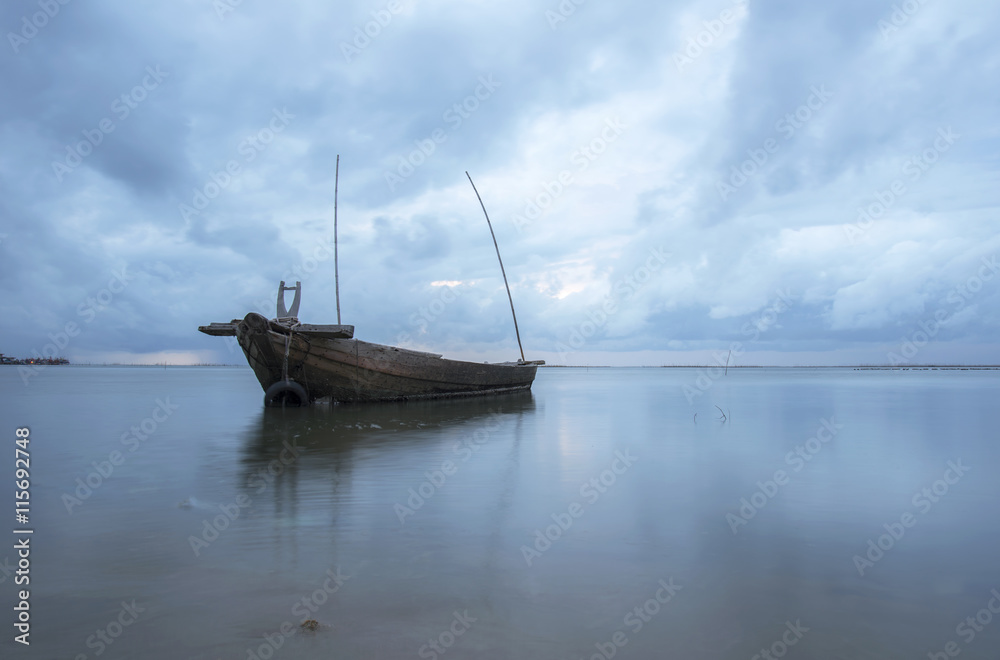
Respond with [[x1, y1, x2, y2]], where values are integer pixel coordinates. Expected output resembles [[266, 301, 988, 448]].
[[715, 405, 727, 422]]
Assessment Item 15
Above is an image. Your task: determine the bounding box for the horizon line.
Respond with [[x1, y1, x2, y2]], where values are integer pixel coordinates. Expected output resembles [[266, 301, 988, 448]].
[[12, 363, 999, 369]]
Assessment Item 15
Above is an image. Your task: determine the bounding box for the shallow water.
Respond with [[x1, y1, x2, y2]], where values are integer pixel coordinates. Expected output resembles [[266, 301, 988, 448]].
[[2, 366, 999, 659]]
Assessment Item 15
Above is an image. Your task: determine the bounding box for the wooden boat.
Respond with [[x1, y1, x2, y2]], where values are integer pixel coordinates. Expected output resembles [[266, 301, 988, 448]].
[[199, 282, 543, 405], [199, 166, 542, 406]]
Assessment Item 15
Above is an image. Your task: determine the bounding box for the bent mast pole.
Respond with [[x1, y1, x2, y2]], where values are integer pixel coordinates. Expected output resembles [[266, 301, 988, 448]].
[[334, 154, 341, 324], [466, 171, 525, 363]]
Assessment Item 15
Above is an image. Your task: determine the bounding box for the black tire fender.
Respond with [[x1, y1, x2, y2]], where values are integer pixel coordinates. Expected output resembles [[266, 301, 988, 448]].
[[264, 380, 309, 407]]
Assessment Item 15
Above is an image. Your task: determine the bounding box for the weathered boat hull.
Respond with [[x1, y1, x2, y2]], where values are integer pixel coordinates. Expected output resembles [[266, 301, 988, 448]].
[[235, 312, 539, 404]]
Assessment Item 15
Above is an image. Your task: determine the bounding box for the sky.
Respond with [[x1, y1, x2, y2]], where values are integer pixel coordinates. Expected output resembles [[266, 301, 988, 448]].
[[1, 0, 998, 367]]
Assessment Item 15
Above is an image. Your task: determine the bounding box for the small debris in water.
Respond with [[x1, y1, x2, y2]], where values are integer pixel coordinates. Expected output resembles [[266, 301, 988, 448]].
[[300, 619, 319, 631]]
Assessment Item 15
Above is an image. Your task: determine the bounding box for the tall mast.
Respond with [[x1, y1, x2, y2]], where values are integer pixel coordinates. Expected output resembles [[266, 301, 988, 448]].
[[466, 172, 525, 363], [334, 154, 341, 324]]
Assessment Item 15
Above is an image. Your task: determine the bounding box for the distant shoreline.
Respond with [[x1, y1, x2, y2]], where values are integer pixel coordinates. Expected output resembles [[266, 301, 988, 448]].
[[0, 362, 243, 368]]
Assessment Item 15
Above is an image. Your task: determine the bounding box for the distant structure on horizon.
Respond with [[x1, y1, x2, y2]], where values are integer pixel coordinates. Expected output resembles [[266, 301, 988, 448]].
[[0, 353, 69, 365]]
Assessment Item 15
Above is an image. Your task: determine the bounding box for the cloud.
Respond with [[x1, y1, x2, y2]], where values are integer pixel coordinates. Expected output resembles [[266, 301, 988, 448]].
[[1, 0, 999, 366]]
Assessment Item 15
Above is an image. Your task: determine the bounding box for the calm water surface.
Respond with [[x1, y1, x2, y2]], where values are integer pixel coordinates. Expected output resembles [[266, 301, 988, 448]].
[[2, 366, 999, 659]]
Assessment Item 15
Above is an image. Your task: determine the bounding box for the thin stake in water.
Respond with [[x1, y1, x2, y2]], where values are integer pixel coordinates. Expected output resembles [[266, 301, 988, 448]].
[[466, 172, 525, 363]]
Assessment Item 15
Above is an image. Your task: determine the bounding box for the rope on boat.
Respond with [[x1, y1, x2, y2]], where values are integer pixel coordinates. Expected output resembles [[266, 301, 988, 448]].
[[281, 322, 300, 382], [282, 332, 290, 381]]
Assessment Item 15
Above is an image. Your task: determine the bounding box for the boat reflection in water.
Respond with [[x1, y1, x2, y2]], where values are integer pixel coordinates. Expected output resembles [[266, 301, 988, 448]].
[[234, 392, 536, 576]]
